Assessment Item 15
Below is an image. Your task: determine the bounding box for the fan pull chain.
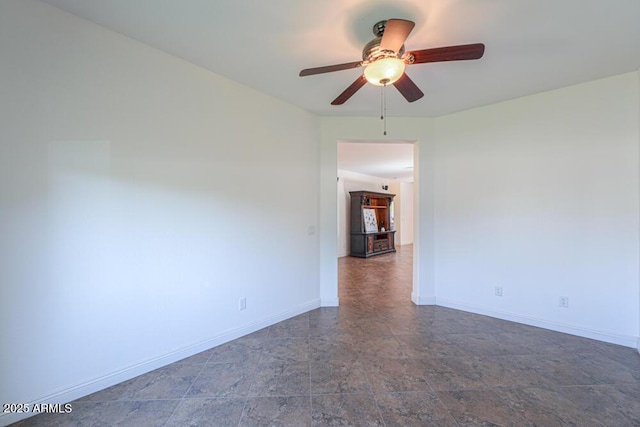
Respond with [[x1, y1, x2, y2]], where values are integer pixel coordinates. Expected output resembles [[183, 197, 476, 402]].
[[384, 83, 387, 135], [380, 84, 388, 135], [380, 85, 384, 120]]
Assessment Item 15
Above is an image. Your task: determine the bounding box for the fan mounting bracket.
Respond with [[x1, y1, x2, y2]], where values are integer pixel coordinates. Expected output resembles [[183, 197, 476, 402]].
[[372, 20, 388, 37], [362, 20, 406, 62]]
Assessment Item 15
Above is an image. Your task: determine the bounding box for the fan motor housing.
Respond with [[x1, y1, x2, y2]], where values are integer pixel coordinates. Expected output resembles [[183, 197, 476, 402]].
[[362, 20, 405, 63]]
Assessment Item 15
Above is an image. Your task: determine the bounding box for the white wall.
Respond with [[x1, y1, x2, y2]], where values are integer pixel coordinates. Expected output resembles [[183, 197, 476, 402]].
[[399, 182, 415, 245], [388, 181, 415, 246], [433, 72, 640, 345], [337, 169, 390, 257], [0, 1, 320, 423]]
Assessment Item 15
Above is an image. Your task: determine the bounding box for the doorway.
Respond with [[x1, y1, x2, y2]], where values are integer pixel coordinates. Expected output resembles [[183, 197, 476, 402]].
[[336, 139, 415, 303]]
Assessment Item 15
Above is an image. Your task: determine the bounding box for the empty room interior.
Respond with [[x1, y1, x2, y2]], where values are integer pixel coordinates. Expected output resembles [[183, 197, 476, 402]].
[[2, 0, 640, 425]]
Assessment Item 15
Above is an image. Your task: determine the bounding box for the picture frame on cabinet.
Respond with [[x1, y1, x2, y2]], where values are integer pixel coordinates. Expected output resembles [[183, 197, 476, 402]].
[[363, 209, 377, 233]]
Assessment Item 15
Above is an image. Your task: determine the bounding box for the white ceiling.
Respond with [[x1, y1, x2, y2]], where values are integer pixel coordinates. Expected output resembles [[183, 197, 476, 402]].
[[338, 141, 415, 182], [40, 0, 640, 180]]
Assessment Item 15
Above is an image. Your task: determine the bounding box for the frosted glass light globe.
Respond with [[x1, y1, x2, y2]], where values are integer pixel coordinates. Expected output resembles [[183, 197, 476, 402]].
[[364, 57, 406, 86]]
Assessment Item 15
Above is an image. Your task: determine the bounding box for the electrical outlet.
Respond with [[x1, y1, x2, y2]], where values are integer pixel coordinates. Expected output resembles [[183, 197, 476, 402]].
[[559, 296, 569, 308], [494, 286, 503, 297], [239, 297, 247, 311]]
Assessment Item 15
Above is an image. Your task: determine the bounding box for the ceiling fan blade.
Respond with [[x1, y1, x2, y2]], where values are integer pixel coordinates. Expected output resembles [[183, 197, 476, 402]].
[[331, 75, 367, 105], [393, 73, 424, 103], [380, 19, 415, 53], [408, 43, 485, 64], [299, 61, 362, 77]]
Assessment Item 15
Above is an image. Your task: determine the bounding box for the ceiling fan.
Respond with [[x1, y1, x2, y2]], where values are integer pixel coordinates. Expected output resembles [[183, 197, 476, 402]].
[[299, 19, 485, 105]]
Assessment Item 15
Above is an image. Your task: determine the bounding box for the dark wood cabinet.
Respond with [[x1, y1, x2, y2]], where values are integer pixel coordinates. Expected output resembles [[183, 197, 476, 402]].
[[349, 191, 396, 258]]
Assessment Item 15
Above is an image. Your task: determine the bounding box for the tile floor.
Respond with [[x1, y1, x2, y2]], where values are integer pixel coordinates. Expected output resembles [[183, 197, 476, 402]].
[[13, 245, 640, 426]]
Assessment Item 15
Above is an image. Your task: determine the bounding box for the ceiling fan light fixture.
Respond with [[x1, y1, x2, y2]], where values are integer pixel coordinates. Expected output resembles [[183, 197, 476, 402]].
[[364, 57, 405, 86], [299, 19, 483, 105]]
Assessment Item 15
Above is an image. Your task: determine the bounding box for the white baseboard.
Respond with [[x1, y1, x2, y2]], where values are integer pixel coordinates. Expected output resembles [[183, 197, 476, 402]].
[[411, 293, 436, 305], [0, 299, 321, 427], [436, 298, 639, 349], [321, 297, 339, 307]]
